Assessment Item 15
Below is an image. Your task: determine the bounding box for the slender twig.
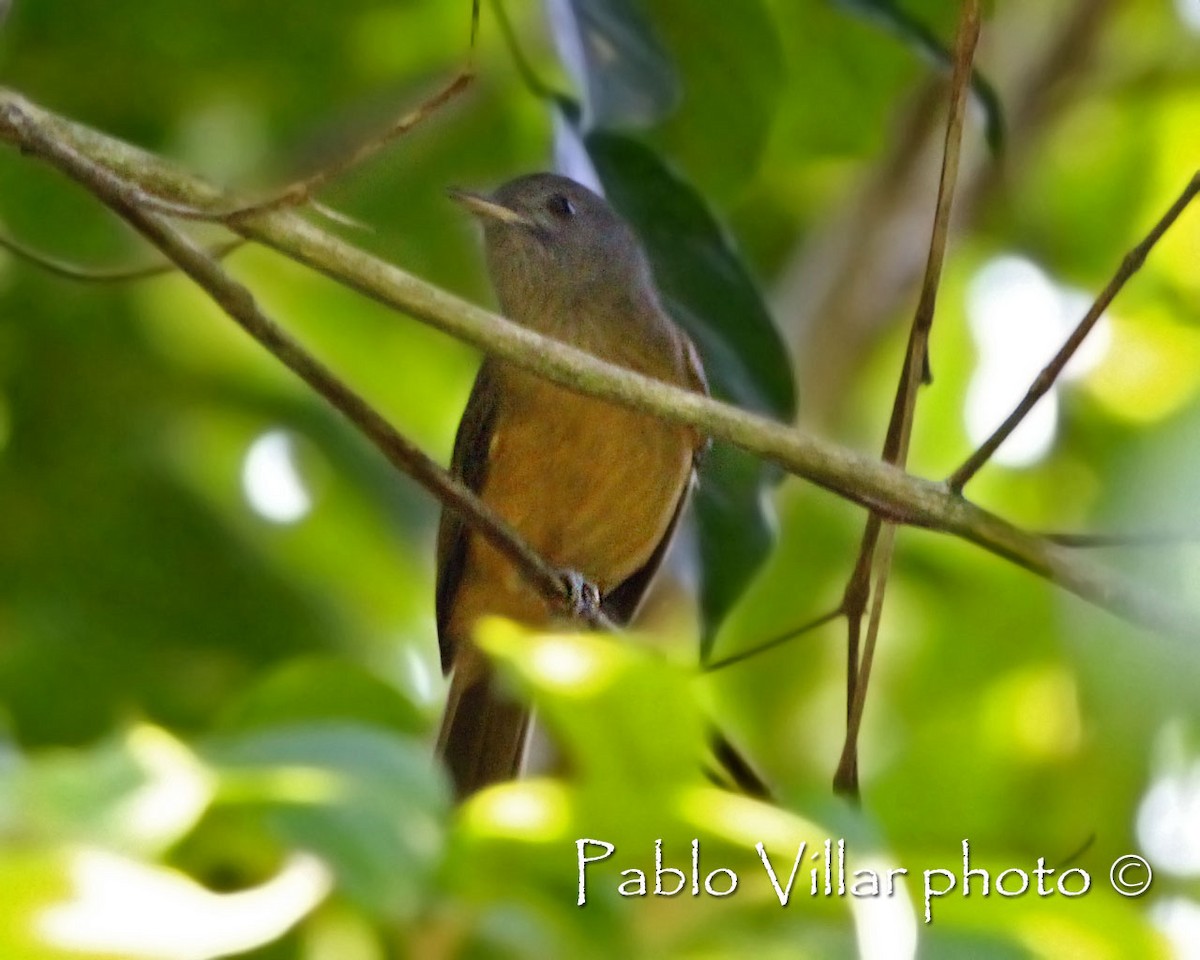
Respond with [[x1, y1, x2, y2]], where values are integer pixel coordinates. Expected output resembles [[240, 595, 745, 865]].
[[0, 229, 245, 282], [704, 606, 844, 673], [949, 169, 1200, 492], [834, 0, 980, 799], [1, 91, 1195, 640], [1044, 530, 1200, 548], [0, 96, 609, 631], [1052, 833, 1097, 871], [130, 0, 480, 223], [135, 72, 475, 224]]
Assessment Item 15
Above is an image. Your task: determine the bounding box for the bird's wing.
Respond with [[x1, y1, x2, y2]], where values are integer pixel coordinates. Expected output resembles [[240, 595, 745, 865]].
[[435, 359, 501, 672]]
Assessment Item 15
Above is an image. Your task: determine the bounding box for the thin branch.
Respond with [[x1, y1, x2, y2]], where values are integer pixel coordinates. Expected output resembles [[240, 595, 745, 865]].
[[0, 229, 244, 282], [949, 168, 1200, 492], [132, 0, 480, 223], [1044, 530, 1200, 548], [1, 89, 1195, 640], [835, 0, 980, 799], [136, 72, 475, 224], [0, 95, 609, 632], [704, 606, 844, 673], [1052, 833, 1097, 871]]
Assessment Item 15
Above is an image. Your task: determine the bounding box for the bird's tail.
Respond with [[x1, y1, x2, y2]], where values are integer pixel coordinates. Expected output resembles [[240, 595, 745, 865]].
[[437, 661, 531, 800]]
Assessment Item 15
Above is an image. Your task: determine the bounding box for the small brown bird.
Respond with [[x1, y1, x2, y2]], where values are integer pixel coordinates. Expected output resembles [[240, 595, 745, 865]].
[[437, 173, 708, 798]]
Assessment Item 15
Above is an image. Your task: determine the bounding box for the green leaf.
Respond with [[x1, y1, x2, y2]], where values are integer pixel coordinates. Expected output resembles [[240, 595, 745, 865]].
[[205, 723, 448, 920], [477, 624, 707, 799], [550, 0, 681, 128], [1, 726, 212, 856], [217, 655, 427, 736], [0, 852, 74, 960], [580, 130, 795, 649], [828, 0, 1005, 152], [642, 0, 784, 194]]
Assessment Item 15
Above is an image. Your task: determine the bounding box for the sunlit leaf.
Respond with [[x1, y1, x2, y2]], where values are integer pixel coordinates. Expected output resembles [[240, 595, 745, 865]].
[[35, 848, 331, 960], [2, 726, 213, 856], [476, 622, 707, 800], [0, 853, 74, 960]]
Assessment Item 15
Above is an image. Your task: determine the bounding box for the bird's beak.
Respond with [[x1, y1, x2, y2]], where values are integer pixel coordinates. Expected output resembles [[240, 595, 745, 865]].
[[447, 188, 533, 228]]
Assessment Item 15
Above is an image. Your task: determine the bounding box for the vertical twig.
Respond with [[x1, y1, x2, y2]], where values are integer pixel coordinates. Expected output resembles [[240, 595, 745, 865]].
[[834, 0, 981, 799]]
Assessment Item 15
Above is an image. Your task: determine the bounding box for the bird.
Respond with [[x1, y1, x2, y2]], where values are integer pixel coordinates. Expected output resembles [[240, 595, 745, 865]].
[[436, 172, 709, 799]]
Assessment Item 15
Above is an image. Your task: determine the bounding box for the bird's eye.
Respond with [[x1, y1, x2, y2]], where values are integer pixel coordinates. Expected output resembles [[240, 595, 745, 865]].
[[546, 193, 576, 218]]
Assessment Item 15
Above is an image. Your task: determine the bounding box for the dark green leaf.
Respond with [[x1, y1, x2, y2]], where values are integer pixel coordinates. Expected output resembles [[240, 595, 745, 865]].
[[828, 0, 1005, 152], [584, 131, 795, 417], [692, 443, 778, 641], [552, 0, 680, 129], [550, 0, 784, 193]]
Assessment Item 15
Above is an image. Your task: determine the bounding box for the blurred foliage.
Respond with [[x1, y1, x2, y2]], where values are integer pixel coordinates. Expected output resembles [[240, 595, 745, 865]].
[[0, 0, 1199, 958]]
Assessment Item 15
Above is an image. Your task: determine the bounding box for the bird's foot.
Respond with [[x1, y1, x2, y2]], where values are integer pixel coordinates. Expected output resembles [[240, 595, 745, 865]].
[[559, 569, 602, 625]]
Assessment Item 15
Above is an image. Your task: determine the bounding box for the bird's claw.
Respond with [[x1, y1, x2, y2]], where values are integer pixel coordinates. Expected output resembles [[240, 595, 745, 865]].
[[560, 569, 602, 623]]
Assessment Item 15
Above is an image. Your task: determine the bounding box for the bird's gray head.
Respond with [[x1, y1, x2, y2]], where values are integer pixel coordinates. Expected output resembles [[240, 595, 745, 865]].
[[450, 173, 657, 331]]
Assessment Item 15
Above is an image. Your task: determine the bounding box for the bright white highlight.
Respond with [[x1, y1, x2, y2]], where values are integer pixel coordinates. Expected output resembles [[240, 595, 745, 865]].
[[1137, 760, 1200, 877], [1151, 897, 1200, 960], [964, 256, 1110, 468], [1177, 0, 1200, 33], [480, 788, 552, 832], [530, 636, 598, 688], [850, 856, 918, 960], [402, 644, 438, 707], [464, 782, 571, 841], [118, 726, 213, 851], [241, 430, 312, 524], [37, 850, 332, 960]]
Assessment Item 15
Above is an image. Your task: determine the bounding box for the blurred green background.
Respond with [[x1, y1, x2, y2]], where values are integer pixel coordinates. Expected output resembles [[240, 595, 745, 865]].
[[0, 0, 1198, 957]]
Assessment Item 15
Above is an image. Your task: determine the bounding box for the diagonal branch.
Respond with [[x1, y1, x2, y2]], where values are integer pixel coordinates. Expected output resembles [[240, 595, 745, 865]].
[[0, 96, 607, 631], [833, 0, 981, 799], [0, 88, 1195, 640], [1043, 530, 1200, 549], [949, 169, 1200, 492]]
